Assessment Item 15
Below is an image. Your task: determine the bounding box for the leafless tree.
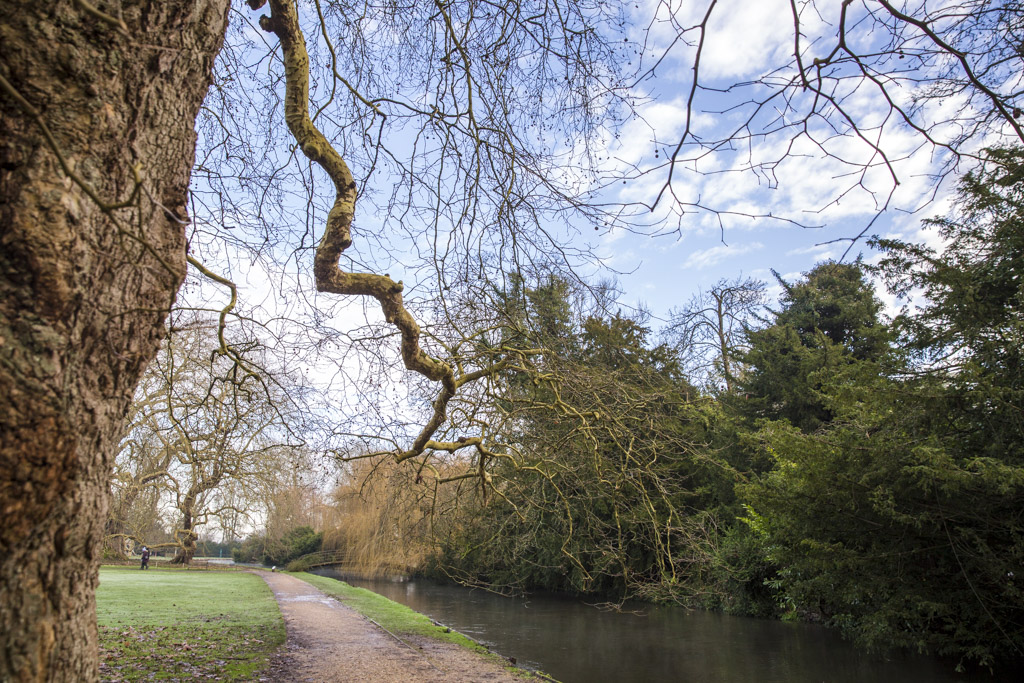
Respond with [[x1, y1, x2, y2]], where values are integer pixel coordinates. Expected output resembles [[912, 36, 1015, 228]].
[[666, 277, 768, 391], [113, 318, 304, 564]]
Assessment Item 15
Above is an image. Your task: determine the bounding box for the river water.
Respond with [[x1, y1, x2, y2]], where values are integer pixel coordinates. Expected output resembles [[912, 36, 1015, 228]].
[[312, 569, 1020, 682]]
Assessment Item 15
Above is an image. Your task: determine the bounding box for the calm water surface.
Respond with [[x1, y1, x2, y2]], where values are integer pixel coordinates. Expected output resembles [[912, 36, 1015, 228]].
[[314, 569, 1015, 683]]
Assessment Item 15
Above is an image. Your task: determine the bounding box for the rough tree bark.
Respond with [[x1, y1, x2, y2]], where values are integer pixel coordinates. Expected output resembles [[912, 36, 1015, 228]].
[[0, 1, 228, 680], [171, 491, 200, 565]]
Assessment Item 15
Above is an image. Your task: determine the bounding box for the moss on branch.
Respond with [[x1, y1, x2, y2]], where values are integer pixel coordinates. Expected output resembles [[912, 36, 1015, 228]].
[[259, 0, 493, 465]]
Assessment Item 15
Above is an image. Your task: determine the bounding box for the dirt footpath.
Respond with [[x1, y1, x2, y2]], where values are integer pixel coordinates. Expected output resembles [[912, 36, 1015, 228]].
[[254, 571, 527, 682]]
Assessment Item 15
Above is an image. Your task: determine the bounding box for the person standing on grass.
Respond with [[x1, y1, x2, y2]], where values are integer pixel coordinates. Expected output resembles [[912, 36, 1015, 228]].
[[140, 546, 150, 570]]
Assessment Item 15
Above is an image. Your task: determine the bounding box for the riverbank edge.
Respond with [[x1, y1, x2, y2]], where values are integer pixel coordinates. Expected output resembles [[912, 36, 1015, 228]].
[[292, 571, 559, 682]]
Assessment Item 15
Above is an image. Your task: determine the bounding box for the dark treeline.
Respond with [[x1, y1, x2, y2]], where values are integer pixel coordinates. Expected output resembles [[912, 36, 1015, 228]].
[[425, 150, 1024, 671]]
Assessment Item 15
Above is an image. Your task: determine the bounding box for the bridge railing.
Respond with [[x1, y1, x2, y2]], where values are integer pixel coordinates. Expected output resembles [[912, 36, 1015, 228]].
[[285, 549, 411, 577], [285, 549, 350, 571]]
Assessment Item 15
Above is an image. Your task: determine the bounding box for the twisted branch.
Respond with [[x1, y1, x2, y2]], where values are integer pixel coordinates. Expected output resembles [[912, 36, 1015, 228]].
[[251, 0, 486, 461]]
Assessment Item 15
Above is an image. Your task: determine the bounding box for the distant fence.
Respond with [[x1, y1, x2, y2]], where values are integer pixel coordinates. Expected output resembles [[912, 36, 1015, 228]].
[[100, 557, 216, 570]]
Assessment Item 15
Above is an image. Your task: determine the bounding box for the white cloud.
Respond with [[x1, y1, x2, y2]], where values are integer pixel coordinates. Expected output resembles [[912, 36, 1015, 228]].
[[683, 241, 764, 270], [699, 0, 796, 82], [785, 242, 842, 259]]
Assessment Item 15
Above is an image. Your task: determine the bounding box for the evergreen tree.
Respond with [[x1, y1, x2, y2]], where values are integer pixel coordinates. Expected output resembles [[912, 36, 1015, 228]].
[[736, 262, 892, 433], [741, 154, 1024, 669]]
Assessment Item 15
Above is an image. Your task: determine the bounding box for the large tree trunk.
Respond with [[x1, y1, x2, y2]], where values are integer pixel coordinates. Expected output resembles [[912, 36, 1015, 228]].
[[0, 1, 228, 680], [102, 515, 130, 560], [172, 494, 198, 565]]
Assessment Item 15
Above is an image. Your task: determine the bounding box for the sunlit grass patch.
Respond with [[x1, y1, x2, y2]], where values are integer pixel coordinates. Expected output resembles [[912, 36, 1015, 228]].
[[96, 567, 284, 681], [295, 572, 485, 650]]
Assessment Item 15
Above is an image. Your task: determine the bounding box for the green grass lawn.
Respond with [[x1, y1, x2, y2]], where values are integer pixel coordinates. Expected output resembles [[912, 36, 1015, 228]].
[[295, 572, 485, 650], [294, 573, 543, 679], [96, 567, 284, 681]]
